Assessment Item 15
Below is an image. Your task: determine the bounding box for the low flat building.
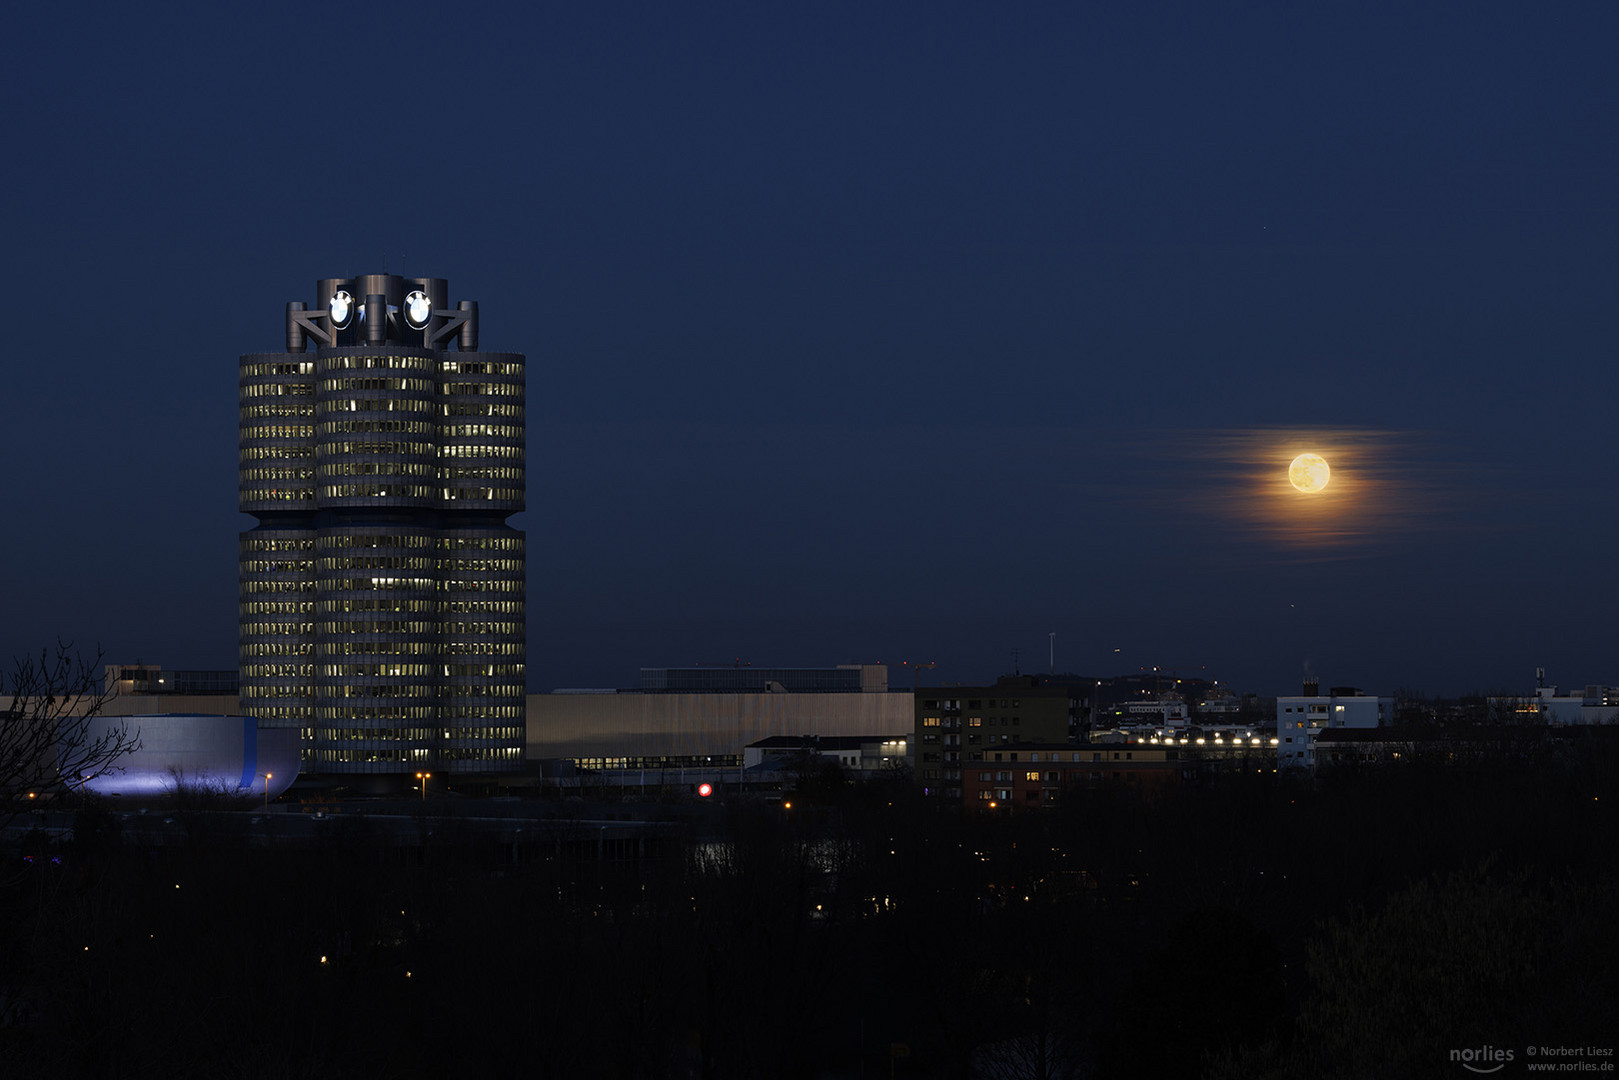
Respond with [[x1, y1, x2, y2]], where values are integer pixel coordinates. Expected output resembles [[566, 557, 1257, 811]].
[[743, 734, 910, 776], [527, 664, 910, 771]]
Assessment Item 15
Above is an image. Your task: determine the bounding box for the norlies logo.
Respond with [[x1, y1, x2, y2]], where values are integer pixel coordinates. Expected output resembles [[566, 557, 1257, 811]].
[[1452, 1046, 1515, 1074]]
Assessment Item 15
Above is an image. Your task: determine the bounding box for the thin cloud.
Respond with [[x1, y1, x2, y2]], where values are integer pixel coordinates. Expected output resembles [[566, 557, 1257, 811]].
[[1112, 426, 1520, 558]]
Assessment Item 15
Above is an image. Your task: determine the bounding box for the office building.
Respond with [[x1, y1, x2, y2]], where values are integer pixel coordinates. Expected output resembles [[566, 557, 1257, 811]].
[[105, 664, 238, 697], [239, 274, 525, 778], [915, 675, 1082, 799]]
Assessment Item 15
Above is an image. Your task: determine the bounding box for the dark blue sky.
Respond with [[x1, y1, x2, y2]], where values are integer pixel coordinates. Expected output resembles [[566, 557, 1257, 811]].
[[5, 1, 1616, 697]]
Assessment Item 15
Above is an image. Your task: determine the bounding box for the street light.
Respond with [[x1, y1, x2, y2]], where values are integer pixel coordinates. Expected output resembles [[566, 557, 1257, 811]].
[[416, 771, 431, 802], [262, 773, 273, 810]]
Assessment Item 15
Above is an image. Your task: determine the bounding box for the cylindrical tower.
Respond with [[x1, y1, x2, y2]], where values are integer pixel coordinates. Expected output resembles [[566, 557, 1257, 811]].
[[239, 275, 527, 782], [238, 354, 316, 513], [311, 525, 439, 772], [315, 346, 439, 509], [238, 527, 315, 729], [438, 351, 526, 510], [438, 526, 527, 770]]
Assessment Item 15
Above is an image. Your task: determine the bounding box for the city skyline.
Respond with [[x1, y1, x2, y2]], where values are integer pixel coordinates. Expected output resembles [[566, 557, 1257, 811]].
[[5, 3, 1618, 698]]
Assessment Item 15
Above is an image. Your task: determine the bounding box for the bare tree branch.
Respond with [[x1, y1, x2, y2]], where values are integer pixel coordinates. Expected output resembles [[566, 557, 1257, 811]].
[[1, 643, 140, 829]]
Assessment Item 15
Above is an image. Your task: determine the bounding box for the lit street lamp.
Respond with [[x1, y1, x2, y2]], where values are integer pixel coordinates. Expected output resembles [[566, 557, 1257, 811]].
[[263, 773, 273, 810], [415, 771, 431, 802]]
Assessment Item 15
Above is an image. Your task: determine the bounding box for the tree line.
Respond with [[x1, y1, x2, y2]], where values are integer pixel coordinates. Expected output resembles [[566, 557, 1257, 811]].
[[2, 735, 1616, 1078]]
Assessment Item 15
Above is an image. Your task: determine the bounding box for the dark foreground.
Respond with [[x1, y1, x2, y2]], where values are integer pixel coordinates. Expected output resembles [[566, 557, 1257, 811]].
[[2, 744, 1616, 1079]]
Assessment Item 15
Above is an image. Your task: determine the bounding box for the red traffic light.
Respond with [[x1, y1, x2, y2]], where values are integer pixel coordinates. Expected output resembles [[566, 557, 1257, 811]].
[[697, 783, 713, 798]]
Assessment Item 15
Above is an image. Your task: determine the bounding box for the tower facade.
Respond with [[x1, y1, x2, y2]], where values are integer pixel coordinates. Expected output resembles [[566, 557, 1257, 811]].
[[239, 274, 525, 776]]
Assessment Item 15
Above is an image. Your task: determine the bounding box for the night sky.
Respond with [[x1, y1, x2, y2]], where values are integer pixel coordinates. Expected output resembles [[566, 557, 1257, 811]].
[[5, 1, 1616, 698]]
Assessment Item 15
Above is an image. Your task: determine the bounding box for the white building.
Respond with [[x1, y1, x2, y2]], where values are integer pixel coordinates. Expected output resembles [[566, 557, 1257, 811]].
[[1525, 683, 1619, 726], [1276, 686, 1391, 771], [1125, 696, 1189, 728], [1487, 670, 1619, 726]]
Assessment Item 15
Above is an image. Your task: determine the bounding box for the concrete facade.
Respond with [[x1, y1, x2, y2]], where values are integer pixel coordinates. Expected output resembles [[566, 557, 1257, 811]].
[[527, 689, 913, 767], [1276, 689, 1391, 771]]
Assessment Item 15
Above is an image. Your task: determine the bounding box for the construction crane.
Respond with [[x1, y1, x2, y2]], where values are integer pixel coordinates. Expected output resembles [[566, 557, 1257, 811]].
[[899, 660, 937, 693]]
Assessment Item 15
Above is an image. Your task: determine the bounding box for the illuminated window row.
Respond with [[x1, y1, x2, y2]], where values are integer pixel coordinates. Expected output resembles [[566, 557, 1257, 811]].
[[318, 598, 438, 613], [241, 361, 315, 377], [240, 536, 314, 552], [312, 708, 436, 721], [443, 663, 523, 677], [243, 663, 314, 678], [317, 555, 434, 571], [439, 748, 523, 761], [574, 756, 745, 771], [322, 398, 435, 415], [315, 684, 437, 699], [440, 444, 522, 458], [314, 625, 437, 641], [320, 663, 435, 678], [437, 558, 523, 573], [243, 580, 316, 594], [438, 579, 522, 593], [442, 600, 524, 615], [241, 383, 315, 398], [323, 441, 435, 457], [441, 684, 524, 697], [441, 706, 524, 720], [241, 600, 315, 615], [439, 536, 523, 551], [241, 445, 314, 460], [319, 418, 435, 435], [318, 484, 438, 500], [442, 402, 523, 418], [323, 355, 436, 372], [441, 622, 523, 636], [319, 533, 435, 550], [450, 726, 523, 740], [443, 423, 522, 439], [316, 749, 423, 763], [241, 558, 312, 573], [314, 620, 434, 635], [441, 466, 523, 481], [285, 640, 523, 658], [440, 644, 525, 658], [324, 576, 436, 592], [241, 402, 316, 419], [241, 424, 314, 441], [320, 577, 525, 594], [318, 639, 437, 654], [441, 381, 522, 397], [242, 684, 316, 698], [439, 487, 524, 501], [319, 376, 434, 393], [240, 487, 313, 503], [316, 726, 523, 742], [247, 706, 313, 720], [319, 463, 436, 479], [241, 467, 314, 483], [440, 360, 520, 375], [240, 627, 313, 641]]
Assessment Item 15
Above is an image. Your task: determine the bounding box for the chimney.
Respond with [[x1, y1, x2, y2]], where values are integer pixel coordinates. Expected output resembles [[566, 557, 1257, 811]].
[[1303, 677, 1320, 697]]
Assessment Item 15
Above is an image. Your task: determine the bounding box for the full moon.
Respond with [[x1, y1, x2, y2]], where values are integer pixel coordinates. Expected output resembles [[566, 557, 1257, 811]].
[[1288, 453, 1331, 493]]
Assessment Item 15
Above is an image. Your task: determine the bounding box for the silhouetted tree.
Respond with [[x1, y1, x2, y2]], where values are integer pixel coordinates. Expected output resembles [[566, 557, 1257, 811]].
[[1, 644, 138, 828]]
